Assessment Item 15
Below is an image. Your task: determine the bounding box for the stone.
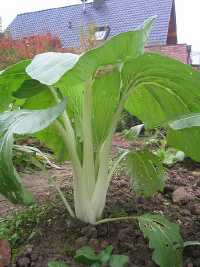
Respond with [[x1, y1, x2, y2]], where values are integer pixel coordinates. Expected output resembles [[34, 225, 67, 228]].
[[191, 204, 200, 215], [172, 187, 194, 204], [23, 244, 33, 257]]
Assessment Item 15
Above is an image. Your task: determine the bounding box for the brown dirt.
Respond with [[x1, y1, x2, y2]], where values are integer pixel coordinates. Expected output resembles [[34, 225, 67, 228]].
[[0, 162, 73, 217], [0, 138, 200, 267]]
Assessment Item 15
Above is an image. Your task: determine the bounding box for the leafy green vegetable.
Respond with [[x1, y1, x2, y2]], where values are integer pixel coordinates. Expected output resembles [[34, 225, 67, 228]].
[[75, 245, 129, 267], [75, 246, 99, 265], [0, 99, 66, 204], [138, 214, 183, 267], [98, 245, 113, 264], [127, 151, 166, 197]]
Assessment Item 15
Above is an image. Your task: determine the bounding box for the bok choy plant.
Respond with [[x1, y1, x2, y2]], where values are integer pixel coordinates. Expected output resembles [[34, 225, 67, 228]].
[[1, 15, 200, 222], [1, 17, 200, 267]]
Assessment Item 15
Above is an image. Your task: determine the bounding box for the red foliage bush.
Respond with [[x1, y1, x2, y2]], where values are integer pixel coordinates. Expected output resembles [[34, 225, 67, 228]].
[[0, 33, 65, 69]]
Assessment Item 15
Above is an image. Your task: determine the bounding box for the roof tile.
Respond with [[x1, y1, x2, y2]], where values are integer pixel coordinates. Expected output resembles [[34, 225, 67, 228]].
[[9, 0, 173, 48]]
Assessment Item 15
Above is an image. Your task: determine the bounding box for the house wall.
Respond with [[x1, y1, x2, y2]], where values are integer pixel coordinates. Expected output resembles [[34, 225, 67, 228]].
[[146, 44, 191, 64]]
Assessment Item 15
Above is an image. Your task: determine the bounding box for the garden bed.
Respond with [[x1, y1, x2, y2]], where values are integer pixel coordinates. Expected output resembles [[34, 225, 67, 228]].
[[1, 154, 200, 267]]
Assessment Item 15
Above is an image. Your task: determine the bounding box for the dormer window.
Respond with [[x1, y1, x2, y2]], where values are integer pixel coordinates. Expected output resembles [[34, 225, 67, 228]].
[[94, 26, 110, 41]]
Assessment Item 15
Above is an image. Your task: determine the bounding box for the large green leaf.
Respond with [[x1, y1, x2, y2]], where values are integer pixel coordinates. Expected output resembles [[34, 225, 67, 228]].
[[23, 90, 69, 161], [56, 17, 155, 88], [0, 60, 30, 111], [167, 127, 200, 162], [92, 69, 120, 148], [123, 53, 200, 128], [26, 52, 80, 85], [168, 114, 200, 161], [122, 53, 200, 161], [0, 99, 66, 204], [138, 214, 183, 267], [127, 151, 166, 197], [13, 79, 48, 99]]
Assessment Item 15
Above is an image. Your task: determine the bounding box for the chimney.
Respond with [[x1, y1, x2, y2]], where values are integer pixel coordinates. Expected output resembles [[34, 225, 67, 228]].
[[93, 0, 105, 9]]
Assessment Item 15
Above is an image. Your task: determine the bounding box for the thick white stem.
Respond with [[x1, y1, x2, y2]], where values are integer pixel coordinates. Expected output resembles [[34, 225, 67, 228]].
[[91, 101, 125, 219], [73, 80, 97, 224], [82, 80, 96, 198]]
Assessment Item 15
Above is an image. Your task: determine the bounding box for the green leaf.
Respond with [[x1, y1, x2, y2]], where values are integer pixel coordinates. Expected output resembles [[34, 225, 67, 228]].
[[138, 214, 183, 267], [92, 69, 120, 147], [74, 246, 99, 265], [127, 151, 166, 197], [26, 52, 80, 85], [123, 53, 200, 128], [109, 255, 129, 267], [0, 60, 31, 111], [122, 53, 200, 162], [48, 261, 69, 267], [13, 79, 48, 99], [98, 245, 113, 263], [23, 90, 68, 161], [56, 17, 155, 88], [0, 99, 66, 204], [167, 127, 200, 162], [169, 113, 200, 130]]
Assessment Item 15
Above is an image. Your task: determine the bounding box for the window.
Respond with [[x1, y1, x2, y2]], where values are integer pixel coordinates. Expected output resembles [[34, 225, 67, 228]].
[[94, 26, 110, 41]]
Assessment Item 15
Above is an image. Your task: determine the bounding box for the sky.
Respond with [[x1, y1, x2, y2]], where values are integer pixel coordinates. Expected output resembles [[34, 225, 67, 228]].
[[0, 0, 199, 52]]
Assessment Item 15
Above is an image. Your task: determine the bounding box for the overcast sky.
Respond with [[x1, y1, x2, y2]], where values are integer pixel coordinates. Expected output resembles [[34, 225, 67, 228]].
[[0, 0, 199, 51]]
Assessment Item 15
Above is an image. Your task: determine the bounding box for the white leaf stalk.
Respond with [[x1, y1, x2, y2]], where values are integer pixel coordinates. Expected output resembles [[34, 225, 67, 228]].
[[49, 81, 132, 224]]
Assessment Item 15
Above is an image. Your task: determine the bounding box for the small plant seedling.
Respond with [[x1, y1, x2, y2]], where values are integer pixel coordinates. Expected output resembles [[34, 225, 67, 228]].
[[75, 245, 129, 267]]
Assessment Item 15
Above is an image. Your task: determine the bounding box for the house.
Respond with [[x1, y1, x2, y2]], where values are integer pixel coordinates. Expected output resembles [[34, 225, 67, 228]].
[[8, 0, 191, 64]]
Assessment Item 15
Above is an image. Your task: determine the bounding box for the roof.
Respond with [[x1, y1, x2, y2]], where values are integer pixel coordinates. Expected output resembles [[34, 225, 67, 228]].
[[9, 0, 173, 48]]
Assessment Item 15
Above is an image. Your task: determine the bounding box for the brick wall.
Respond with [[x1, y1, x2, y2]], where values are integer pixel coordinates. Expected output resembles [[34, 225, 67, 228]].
[[146, 44, 190, 64]]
